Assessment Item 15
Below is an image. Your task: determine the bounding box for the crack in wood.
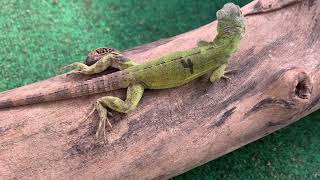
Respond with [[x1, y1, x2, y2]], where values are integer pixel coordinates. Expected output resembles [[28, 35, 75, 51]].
[[245, 97, 296, 117], [244, 0, 303, 16], [210, 107, 236, 128]]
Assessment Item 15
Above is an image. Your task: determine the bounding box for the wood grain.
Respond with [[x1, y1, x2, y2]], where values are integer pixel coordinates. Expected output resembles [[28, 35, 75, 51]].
[[1, 0, 319, 179]]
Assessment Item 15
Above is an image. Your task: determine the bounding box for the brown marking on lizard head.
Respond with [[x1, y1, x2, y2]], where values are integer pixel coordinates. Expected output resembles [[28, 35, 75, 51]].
[[85, 47, 117, 65]]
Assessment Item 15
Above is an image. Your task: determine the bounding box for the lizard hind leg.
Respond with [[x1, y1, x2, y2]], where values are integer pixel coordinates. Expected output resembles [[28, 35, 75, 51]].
[[95, 84, 144, 139]]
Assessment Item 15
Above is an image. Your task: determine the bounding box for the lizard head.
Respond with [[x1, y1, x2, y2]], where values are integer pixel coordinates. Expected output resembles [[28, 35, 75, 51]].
[[216, 3, 245, 38]]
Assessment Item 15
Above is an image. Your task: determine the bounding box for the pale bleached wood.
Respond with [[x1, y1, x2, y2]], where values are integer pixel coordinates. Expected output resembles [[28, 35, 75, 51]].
[[0, 0, 319, 179]]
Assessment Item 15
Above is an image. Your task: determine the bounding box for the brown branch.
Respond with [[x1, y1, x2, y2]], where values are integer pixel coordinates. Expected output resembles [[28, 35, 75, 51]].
[[244, 0, 304, 16], [0, 0, 319, 179]]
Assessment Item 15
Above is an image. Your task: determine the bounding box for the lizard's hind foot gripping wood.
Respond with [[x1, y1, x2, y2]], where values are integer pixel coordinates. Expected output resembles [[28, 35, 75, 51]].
[[95, 84, 145, 139]]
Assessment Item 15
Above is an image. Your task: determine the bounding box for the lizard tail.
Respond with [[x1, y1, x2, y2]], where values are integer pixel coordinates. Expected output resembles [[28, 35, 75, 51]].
[[0, 71, 130, 109]]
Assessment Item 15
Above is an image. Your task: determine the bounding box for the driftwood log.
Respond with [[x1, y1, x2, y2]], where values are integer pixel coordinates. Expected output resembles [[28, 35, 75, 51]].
[[0, 0, 319, 179]]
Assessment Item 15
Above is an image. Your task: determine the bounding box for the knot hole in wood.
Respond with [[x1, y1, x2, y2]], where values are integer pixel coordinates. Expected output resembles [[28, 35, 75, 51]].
[[292, 70, 312, 100]]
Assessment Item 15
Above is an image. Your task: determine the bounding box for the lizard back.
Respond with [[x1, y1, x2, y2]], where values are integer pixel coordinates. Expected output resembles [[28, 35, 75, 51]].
[[127, 44, 234, 89]]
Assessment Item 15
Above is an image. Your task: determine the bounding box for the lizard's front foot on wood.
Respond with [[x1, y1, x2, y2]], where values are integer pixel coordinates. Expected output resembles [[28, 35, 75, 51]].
[[221, 69, 238, 81], [61, 62, 89, 75], [61, 47, 138, 76], [61, 59, 112, 75], [209, 64, 238, 82]]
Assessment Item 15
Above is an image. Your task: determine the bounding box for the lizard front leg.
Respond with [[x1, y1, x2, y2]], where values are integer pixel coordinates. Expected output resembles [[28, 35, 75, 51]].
[[95, 84, 144, 139], [62, 49, 138, 75], [209, 64, 229, 82]]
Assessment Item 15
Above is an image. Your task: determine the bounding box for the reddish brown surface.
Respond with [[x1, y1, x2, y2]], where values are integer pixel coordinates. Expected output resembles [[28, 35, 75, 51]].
[[0, 0, 319, 179]]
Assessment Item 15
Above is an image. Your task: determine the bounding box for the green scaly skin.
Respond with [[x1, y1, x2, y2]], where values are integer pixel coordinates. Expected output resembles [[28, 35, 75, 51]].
[[0, 3, 245, 139], [75, 3, 245, 138]]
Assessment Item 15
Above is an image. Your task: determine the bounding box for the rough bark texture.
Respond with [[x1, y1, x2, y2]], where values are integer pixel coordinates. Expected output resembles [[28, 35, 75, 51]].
[[0, 0, 319, 179]]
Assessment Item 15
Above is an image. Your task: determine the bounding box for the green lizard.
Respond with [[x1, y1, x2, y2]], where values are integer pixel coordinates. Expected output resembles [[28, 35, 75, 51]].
[[0, 3, 245, 138]]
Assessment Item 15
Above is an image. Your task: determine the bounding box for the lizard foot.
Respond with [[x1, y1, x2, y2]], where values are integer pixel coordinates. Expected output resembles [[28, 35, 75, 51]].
[[95, 100, 113, 142], [96, 116, 113, 143], [81, 105, 113, 142], [60, 62, 88, 74], [225, 69, 238, 75], [221, 75, 232, 80], [221, 69, 238, 81], [93, 85, 144, 141], [81, 106, 96, 122]]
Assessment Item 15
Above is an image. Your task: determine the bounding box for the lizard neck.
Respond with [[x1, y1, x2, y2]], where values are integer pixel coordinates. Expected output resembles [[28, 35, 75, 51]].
[[201, 33, 241, 66], [212, 33, 241, 54]]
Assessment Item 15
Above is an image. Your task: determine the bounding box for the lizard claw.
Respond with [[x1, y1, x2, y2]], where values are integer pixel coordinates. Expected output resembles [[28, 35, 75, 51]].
[[224, 69, 238, 75], [65, 70, 81, 77], [80, 106, 96, 123], [221, 75, 232, 80], [95, 117, 112, 141], [60, 62, 88, 76], [54, 63, 79, 75], [60, 63, 79, 70], [107, 111, 113, 117], [221, 69, 238, 81]]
